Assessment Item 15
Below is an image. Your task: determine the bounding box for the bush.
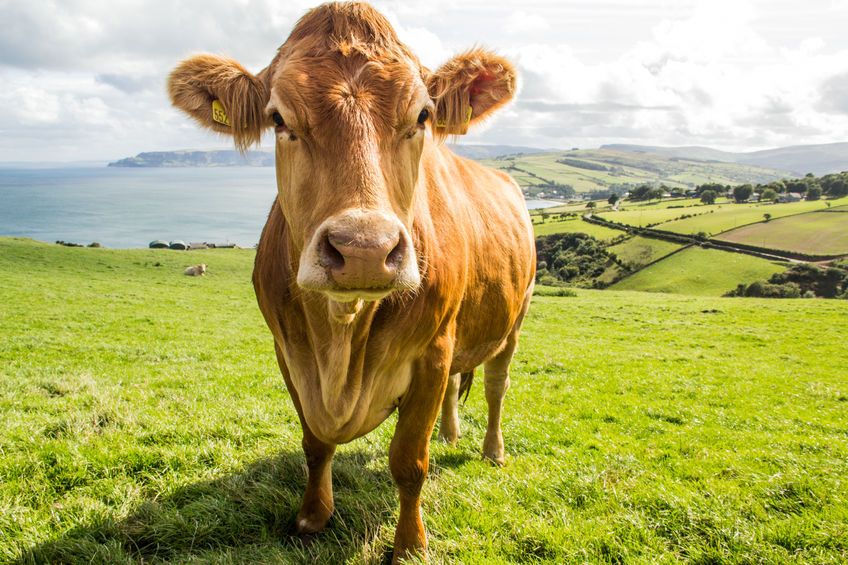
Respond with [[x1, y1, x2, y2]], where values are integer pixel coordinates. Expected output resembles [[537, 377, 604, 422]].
[[727, 262, 848, 299], [535, 232, 613, 287]]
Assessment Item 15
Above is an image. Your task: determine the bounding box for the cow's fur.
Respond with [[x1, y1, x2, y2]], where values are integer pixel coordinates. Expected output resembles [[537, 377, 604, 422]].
[[184, 264, 207, 276], [168, 3, 534, 561]]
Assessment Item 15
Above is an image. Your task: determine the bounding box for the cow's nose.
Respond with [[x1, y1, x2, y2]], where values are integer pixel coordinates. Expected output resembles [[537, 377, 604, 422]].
[[319, 225, 405, 289]]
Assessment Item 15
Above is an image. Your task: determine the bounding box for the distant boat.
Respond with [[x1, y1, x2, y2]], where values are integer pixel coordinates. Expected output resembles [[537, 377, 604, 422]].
[[149, 240, 169, 249], [169, 240, 188, 250]]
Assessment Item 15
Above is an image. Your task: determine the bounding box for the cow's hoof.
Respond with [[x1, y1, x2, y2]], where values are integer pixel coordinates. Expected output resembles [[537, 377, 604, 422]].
[[438, 430, 458, 445], [482, 452, 505, 466], [296, 512, 332, 535], [482, 432, 505, 466]]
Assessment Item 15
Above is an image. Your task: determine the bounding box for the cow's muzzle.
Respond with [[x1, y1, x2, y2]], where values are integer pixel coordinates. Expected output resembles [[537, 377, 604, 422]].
[[297, 209, 420, 301]]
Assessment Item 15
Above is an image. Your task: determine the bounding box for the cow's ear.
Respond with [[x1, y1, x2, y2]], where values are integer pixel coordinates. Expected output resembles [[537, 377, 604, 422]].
[[426, 49, 516, 137], [168, 54, 270, 152]]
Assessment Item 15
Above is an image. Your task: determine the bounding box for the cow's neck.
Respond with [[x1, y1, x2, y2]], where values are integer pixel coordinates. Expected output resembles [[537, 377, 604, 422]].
[[301, 295, 380, 428]]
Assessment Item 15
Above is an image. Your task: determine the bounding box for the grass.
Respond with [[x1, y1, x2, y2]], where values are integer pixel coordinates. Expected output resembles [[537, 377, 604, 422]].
[[484, 150, 790, 192], [611, 246, 787, 296], [660, 199, 843, 236], [715, 208, 848, 255], [533, 218, 624, 240], [596, 205, 718, 228], [2, 237, 847, 563], [608, 236, 686, 269]]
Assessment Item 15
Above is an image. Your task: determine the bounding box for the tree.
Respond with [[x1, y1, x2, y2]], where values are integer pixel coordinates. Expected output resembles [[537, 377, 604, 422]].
[[608, 194, 620, 206], [785, 179, 807, 194], [732, 184, 754, 203], [806, 186, 822, 201], [628, 185, 653, 201], [647, 187, 665, 201], [695, 182, 725, 196], [761, 188, 778, 202], [586, 201, 597, 210], [763, 213, 772, 222], [700, 189, 717, 204]]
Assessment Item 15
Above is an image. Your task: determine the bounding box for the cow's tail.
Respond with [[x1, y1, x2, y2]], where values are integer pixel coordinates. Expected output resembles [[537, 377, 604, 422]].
[[458, 370, 474, 405]]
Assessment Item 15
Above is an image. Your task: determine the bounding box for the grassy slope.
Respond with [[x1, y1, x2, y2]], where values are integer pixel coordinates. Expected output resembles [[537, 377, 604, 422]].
[[661, 199, 842, 236], [715, 208, 848, 255], [611, 247, 786, 296], [483, 150, 791, 192], [608, 236, 686, 268], [597, 197, 847, 236], [2, 238, 847, 564], [533, 218, 624, 240], [597, 205, 715, 228]]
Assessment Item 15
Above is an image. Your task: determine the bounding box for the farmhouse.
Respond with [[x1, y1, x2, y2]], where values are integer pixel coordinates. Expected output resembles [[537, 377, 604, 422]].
[[779, 192, 803, 202]]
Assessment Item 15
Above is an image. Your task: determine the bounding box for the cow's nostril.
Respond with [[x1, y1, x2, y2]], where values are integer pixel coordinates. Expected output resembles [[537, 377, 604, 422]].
[[319, 233, 346, 270], [386, 237, 405, 269]]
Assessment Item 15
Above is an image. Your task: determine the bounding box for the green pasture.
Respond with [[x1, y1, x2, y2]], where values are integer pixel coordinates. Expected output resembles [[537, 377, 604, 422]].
[[660, 199, 843, 236], [533, 218, 624, 240], [2, 238, 847, 564], [611, 246, 787, 296], [596, 205, 716, 228], [486, 149, 790, 192], [715, 208, 848, 255], [607, 236, 686, 269]]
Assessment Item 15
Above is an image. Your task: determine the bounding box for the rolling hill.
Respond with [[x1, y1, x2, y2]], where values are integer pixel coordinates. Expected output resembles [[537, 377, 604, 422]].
[[482, 149, 793, 195], [604, 142, 848, 176]]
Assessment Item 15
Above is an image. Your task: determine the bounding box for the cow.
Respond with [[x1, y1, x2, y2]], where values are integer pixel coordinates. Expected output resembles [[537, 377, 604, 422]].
[[167, 2, 535, 561], [184, 263, 207, 276]]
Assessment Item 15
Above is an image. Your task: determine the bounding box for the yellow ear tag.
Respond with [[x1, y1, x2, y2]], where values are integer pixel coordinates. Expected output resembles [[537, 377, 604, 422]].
[[436, 106, 473, 128], [211, 100, 231, 127]]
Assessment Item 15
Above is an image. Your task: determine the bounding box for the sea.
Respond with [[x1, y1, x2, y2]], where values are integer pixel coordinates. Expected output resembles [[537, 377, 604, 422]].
[[0, 167, 558, 249]]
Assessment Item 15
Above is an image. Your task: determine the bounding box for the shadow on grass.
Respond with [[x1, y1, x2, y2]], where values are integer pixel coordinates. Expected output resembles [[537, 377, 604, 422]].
[[15, 450, 399, 564]]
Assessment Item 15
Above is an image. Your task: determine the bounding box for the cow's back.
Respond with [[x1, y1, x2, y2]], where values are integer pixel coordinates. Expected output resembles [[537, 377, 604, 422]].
[[419, 144, 536, 374]]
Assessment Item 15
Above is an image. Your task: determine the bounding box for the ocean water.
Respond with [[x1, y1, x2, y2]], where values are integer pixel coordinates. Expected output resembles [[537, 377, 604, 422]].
[[0, 167, 556, 248]]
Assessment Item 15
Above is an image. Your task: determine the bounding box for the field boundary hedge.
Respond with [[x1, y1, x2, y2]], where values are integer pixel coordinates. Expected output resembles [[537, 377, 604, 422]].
[[583, 214, 845, 263]]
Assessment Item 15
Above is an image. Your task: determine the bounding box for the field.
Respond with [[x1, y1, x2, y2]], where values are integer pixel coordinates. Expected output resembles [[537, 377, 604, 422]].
[[596, 205, 713, 228], [715, 208, 848, 255], [611, 246, 786, 296], [596, 198, 844, 233], [660, 199, 842, 236], [2, 238, 847, 564], [607, 236, 686, 269], [533, 218, 623, 240], [483, 149, 791, 193]]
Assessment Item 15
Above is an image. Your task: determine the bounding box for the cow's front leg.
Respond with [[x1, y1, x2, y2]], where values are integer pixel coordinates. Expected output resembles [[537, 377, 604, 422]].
[[297, 428, 336, 534], [275, 344, 336, 535], [389, 349, 451, 563]]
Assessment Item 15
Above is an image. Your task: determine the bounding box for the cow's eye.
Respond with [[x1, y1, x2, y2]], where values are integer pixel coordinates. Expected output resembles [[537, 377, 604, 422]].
[[272, 112, 297, 141], [417, 108, 429, 125]]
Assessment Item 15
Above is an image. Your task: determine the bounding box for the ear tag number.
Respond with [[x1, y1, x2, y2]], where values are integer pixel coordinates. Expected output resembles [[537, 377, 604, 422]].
[[212, 100, 231, 127], [436, 106, 473, 128]]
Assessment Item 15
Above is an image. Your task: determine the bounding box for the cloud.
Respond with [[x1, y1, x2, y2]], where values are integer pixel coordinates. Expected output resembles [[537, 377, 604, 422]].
[[2, 0, 848, 161], [818, 72, 848, 114]]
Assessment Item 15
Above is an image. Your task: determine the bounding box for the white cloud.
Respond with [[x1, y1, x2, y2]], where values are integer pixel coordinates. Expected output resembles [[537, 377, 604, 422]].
[[1, 0, 848, 160]]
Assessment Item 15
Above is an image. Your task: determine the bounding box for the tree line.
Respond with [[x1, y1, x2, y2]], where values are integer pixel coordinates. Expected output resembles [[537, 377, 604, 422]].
[[619, 170, 848, 204]]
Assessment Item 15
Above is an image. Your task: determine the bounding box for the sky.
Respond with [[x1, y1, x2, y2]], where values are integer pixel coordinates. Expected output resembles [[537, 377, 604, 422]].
[[2, 0, 848, 162]]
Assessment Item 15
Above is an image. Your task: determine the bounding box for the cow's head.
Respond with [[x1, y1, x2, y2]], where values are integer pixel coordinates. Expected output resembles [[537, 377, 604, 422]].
[[168, 2, 515, 310]]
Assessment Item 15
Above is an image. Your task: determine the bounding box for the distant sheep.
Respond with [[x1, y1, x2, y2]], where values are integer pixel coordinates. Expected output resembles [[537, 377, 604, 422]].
[[184, 264, 207, 276]]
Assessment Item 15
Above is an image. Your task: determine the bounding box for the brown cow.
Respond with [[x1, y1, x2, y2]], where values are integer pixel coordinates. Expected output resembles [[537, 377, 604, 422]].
[[168, 2, 535, 561]]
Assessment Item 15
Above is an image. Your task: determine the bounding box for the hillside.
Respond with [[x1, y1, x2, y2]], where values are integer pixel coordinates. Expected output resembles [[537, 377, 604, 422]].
[[483, 149, 792, 195], [604, 142, 848, 176], [2, 237, 846, 563], [108, 144, 549, 168]]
